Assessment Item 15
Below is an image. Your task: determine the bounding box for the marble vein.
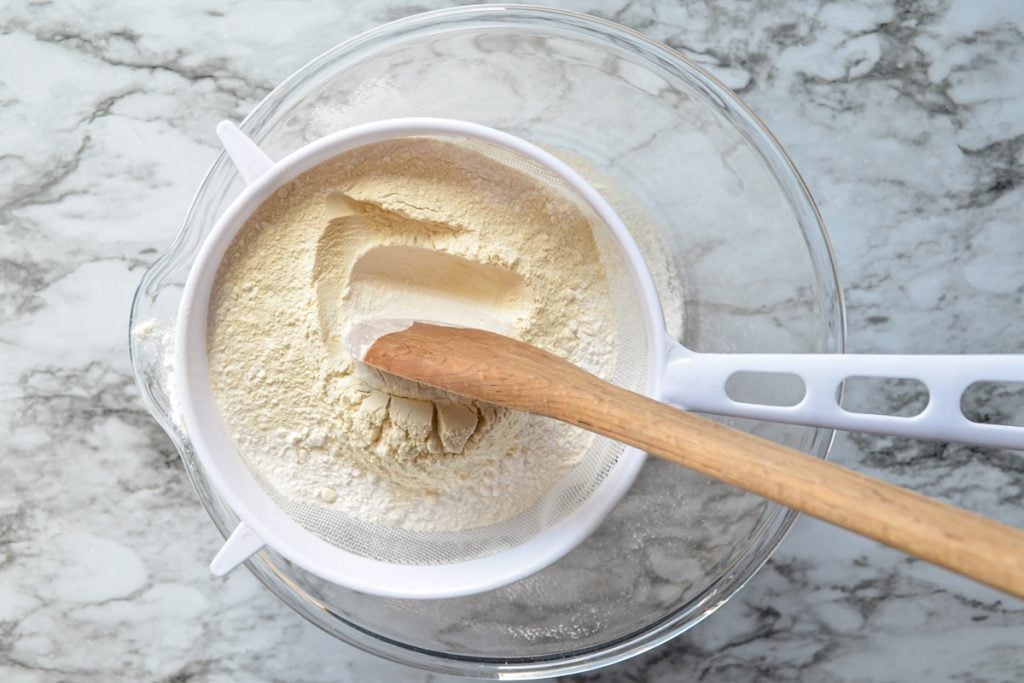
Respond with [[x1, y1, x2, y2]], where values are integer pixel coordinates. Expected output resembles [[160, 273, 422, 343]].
[[1, 0, 1022, 681]]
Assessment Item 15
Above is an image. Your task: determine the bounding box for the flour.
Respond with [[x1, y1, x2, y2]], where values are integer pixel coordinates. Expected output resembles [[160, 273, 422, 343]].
[[132, 319, 184, 432], [207, 138, 622, 531]]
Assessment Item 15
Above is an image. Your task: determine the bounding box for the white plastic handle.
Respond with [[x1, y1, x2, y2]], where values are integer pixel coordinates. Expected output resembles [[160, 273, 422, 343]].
[[210, 522, 266, 576], [216, 120, 274, 185], [663, 342, 1024, 451]]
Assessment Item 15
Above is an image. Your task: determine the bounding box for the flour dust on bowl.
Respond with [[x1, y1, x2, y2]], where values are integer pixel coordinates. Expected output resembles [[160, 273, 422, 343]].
[[129, 5, 843, 678]]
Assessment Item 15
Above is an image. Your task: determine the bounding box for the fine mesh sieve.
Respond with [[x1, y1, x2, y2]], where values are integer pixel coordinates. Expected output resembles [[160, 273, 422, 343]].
[[246, 134, 650, 568], [179, 118, 1024, 600], [177, 118, 664, 598]]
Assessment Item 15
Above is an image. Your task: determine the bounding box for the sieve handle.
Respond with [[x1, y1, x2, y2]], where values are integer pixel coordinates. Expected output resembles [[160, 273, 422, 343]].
[[661, 343, 1024, 451]]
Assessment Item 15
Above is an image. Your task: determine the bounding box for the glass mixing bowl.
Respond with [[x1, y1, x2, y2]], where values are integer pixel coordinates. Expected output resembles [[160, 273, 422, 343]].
[[129, 5, 844, 678]]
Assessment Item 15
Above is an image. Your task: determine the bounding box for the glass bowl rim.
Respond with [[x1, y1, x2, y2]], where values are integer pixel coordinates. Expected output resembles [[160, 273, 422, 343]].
[[129, 3, 847, 678]]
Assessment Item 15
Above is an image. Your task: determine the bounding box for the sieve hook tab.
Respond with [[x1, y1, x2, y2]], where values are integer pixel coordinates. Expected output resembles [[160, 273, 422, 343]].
[[216, 120, 275, 185], [210, 522, 266, 576]]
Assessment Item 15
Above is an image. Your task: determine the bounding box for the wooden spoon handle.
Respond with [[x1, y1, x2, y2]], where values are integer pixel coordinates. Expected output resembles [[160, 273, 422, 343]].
[[365, 323, 1024, 597]]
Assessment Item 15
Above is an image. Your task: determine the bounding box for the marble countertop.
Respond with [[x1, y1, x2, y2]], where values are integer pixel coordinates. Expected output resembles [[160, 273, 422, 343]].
[[3, 0, 1023, 680]]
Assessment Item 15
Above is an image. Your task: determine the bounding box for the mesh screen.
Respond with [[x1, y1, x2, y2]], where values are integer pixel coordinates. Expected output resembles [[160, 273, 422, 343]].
[[248, 134, 651, 565]]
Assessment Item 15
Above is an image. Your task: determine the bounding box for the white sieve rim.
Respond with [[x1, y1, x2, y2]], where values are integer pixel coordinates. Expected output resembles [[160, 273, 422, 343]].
[[176, 118, 668, 598]]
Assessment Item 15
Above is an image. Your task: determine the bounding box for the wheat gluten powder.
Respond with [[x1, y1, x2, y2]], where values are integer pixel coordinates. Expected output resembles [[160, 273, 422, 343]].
[[207, 138, 624, 532]]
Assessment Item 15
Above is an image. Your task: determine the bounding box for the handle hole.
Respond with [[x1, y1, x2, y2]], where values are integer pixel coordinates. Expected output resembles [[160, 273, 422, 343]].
[[961, 381, 1024, 427], [838, 376, 928, 417], [725, 371, 806, 407]]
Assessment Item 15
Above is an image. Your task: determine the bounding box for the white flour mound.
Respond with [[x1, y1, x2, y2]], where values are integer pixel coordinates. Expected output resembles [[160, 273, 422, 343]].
[[207, 138, 621, 532]]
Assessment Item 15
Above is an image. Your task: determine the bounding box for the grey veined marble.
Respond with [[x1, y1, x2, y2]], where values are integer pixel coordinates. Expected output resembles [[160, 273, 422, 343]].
[[2, 1, 1022, 681]]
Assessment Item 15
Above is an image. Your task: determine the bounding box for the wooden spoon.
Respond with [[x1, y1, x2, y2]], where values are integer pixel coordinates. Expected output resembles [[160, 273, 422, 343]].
[[348, 320, 1024, 598]]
